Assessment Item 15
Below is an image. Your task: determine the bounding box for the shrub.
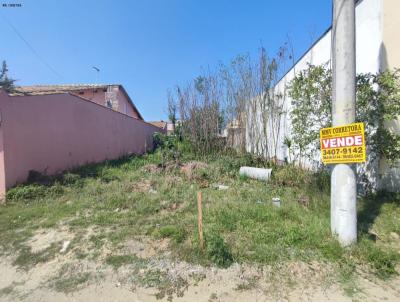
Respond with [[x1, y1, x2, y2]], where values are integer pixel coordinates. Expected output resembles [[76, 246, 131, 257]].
[[271, 165, 312, 188], [205, 232, 233, 268], [6, 184, 48, 201], [152, 133, 184, 166], [153, 132, 169, 150]]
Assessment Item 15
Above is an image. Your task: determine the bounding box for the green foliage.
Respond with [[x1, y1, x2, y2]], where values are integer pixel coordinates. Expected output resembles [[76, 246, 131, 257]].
[[358, 242, 399, 279], [153, 132, 170, 150], [271, 164, 330, 192], [288, 65, 400, 165], [53, 272, 91, 293], [271, 165, 312, 188], [288, 64, 332, 160], [158, 225, 186, 243], [13, 243, 60, 269], [153, 132, 186, 167], [105, 255, 137, 269], [0, 60, 16, 92], [314, 170, 331, 192], [138, 269, 188, 300], [6, 184, 49, 201], [61, 172, 83, 187], [205, 232, 233, 268]]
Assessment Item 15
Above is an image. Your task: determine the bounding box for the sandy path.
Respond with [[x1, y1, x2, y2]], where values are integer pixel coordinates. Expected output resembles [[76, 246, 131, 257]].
[[1, 228, 399, 301], [1, 255, 400, 302]]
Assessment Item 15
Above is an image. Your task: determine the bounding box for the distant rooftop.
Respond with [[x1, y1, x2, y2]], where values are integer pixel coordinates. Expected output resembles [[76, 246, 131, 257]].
[[10, 84, 144, 120], [11, 84, 120, 96], [148, 121, 167, 129]]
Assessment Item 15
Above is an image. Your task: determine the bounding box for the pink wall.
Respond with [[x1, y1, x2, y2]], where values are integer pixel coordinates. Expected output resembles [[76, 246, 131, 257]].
[[0, 89, 163, 199]]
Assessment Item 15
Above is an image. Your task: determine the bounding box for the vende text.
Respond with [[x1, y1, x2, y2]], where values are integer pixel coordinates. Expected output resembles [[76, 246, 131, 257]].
[[321, 135, 363, 149]]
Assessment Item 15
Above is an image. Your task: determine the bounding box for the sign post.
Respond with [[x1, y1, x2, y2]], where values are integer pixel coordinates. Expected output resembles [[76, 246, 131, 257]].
[[331, 0, 357, 246], [321, 122, 365, 246]]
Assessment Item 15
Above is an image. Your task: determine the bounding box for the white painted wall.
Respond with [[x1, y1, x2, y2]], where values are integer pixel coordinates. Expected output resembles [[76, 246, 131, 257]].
[[247, 0, 390, 188]]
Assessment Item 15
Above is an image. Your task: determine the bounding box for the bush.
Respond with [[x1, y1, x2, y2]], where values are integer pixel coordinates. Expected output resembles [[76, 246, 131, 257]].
[[271, 165, 312, 188], [205, 232, 233, 268], [6, 184, 48, 201], [152, 133, 184, 165], [153, 132, 169, 150]]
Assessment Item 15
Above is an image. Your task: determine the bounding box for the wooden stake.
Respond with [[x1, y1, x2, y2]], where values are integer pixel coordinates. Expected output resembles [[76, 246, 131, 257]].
[[197, 191, 204, 250]]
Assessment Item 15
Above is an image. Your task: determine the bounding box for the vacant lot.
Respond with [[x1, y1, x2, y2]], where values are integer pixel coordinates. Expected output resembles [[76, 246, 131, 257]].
[[0, 149, 399, 301]]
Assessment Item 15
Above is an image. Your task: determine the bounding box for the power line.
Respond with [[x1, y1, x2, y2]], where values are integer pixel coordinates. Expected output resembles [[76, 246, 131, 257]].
[[0, 12, 63, 80]]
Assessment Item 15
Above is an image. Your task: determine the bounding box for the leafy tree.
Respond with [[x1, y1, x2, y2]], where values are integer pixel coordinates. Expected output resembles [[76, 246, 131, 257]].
[[0, 60, 16, 92]]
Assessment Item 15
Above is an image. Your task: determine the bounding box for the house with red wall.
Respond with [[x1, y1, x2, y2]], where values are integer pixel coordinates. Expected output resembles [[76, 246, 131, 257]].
[[13, 84, 143, 119], [0, 84, 164, 200]]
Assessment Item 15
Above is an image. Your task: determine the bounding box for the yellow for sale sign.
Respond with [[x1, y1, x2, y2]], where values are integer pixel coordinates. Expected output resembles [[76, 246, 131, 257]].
[[320, 122, 366, 164]]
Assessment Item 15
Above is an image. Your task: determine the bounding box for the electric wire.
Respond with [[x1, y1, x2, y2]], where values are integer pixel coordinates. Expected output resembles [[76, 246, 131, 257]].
[[0, 12, 63, 80]]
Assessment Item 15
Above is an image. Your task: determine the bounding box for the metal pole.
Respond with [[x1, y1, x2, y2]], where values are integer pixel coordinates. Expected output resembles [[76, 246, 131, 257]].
[[331, 0, 357, 246]]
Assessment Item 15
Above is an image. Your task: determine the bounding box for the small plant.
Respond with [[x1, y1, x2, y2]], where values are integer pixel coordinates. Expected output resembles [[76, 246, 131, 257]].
[[13, 243, 60, 269], [235, 276, 259, 291], [105, 255, 137, 269], [357, 241, 400, 279], [205, 232, 233, 268], [6, 184, 48, 201], [138, 269, 188, 300], [62, 172, 82, 186], [157, 225, 186, 243], [53, 272, 91, 293]]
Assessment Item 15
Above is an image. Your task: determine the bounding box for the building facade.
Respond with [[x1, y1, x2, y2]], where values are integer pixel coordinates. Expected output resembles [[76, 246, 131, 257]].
[[246, 0, 400, 191]]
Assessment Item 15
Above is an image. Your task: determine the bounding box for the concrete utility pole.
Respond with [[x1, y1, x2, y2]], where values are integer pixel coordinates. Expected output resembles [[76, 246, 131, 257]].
[[331, 0, 357, 246]]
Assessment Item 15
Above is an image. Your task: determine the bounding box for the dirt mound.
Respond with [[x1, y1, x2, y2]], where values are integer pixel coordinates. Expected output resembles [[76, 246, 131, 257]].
[[131, 179, 155, 193], [180, 161, 208, 179], [143, 161, 182, 174], [164, 161, 181, 172], [143, 164, 162, 173]]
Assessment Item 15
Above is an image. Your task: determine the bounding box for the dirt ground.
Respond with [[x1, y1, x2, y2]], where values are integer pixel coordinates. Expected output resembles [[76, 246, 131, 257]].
[[1, 157, 399, 301], [1, 227, 399, 302]]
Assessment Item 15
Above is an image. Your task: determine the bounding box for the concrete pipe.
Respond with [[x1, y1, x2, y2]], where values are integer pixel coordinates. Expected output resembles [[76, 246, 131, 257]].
[[239, 166, 272, 181]]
